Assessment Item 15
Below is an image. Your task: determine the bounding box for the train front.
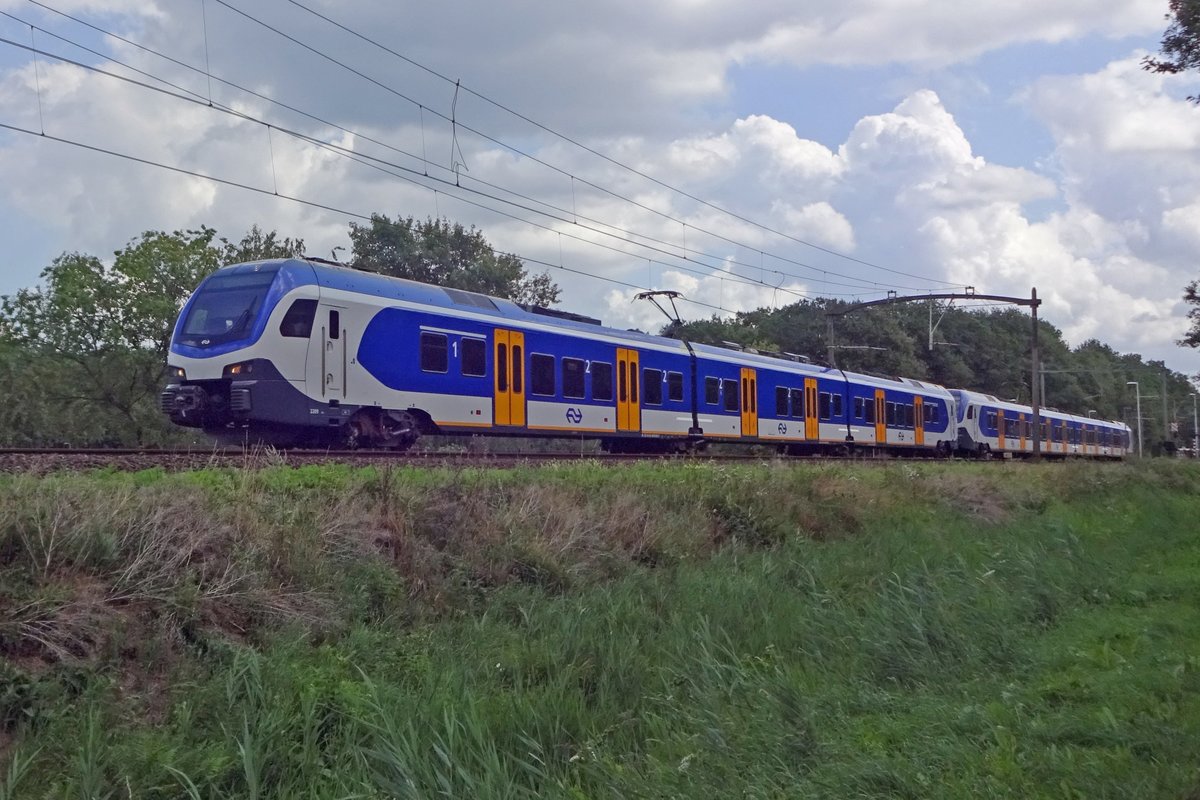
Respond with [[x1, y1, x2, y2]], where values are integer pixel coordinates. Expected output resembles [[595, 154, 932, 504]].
[[160, 259, 317, 443]]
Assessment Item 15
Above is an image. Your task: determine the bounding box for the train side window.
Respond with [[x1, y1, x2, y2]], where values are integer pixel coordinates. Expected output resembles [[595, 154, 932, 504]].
[[886, 402, 896, 426], [329, 310, 340, 339], [967, 406, 975, 420], [279, 299, 317, 338], [819, 392, 831, 420], [562, 357, 586, 399], [420, 332, 448, 373], [722, 379, 739, 412], [667, 371, 684, 402], [854, 397, 863, 419], [531, 353, 555, 396], [904, 404, 914, 428], [461, 338, 486, 377], [497, 343, 508, 391], [776, 387, 789, 417], [592, 362, 613, 401], [865, 399, 876, 424], [832, 394, 843, 418], [705, 377, 720, 405], [643, 368, 664, 405], [790, 388, 804, 419]]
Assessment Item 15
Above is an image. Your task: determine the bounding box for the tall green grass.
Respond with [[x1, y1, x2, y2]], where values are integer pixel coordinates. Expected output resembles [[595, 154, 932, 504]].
[[1, 461, 1199, 797]]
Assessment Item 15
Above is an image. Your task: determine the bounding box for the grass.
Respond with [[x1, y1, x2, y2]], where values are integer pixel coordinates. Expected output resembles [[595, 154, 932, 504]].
[[0, 460, 1199, 797]]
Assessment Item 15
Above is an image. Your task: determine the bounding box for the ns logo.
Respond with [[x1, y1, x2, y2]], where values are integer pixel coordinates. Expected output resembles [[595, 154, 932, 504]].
[[565, 407, 583, 424]]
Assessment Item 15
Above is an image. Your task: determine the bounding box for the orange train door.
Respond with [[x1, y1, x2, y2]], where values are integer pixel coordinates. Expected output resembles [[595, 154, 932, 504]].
[[997, 410, 1005, 451], [874, 390, 886, 445], [804, 378, 819, 440], [914, 395, 925, 447], [1018, 412, 1026, 451], [740, 368, 758, 437], [616, 347, 640, 433], [493, 329, 525, 427]]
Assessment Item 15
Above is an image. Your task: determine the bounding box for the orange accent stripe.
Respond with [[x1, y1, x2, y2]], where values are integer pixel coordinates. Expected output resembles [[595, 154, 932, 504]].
[[434, 420, 493, 428]]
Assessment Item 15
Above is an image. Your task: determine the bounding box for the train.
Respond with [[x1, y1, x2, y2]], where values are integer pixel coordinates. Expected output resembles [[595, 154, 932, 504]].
[[160, 258, 1133, 459]]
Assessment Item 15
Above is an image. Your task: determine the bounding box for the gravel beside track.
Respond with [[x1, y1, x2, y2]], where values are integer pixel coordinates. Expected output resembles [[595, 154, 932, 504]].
[[0, 447, 829, 475]]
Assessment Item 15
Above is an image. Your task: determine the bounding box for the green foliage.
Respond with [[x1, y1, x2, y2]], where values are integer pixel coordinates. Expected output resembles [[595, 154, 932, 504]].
[[0, 225, 303, 446], [349, 214, 561, 306], [1144, 0, 1200, 102], [1180, 279, 1200, 348], [3, 463, 1200, 797]]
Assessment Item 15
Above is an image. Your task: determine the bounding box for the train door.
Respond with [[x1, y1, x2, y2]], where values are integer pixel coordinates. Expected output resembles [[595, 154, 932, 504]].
[[320, 305, 346, 398], [804, 378, 819, 440], [740, 368, 758, 437], [874, 390, 886, 445], [996, 410, 1005, 451], [493, 329, 525, 427], [1018, 413, 1026, 452], [616, 347, 640, 432], [914, 396, 925, 447]]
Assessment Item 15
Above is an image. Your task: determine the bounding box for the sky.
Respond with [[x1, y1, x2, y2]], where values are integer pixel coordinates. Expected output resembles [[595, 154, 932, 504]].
[[0, 0, 1198, 376]]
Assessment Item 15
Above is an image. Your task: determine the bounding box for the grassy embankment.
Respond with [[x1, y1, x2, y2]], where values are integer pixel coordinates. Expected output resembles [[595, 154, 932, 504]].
[[1, 459, 1199, 798]]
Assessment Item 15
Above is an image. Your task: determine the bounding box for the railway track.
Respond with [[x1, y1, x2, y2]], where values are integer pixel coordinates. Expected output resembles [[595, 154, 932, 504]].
[[0, 446, 908, 474]]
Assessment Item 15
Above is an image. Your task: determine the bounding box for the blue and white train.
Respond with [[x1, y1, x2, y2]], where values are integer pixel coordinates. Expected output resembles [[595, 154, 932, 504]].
[[160, 258, 1131, 458]]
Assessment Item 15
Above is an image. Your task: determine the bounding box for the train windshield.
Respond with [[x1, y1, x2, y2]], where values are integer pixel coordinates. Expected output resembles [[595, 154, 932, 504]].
[[178, 268, 279, 347]]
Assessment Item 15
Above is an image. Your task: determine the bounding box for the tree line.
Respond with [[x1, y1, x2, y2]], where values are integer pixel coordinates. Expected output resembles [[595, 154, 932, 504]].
[[0, 213, 1194, 452]]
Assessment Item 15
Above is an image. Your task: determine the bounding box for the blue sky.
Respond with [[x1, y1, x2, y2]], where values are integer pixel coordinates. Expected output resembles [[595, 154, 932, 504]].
[[0, 0, 1197, 376]]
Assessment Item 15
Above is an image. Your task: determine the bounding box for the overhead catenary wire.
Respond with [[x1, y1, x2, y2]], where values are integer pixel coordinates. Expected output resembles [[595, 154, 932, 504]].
[[0, 24, 900, 306], [0, 118, 738, 318], [13, 0, 913, 297], [275, 0, 965, 289], [196, 0, 968, 291]]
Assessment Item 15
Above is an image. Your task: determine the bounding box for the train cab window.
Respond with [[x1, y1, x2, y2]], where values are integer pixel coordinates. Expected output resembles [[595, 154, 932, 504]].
[[531, 354, 555, 396], [279, 299, 317, 338], [831, 394, 843, 418], [328, 310, 340, 339], [776, 387, 789, 417], [419, 332, 448, 373], [592, 362, 613, 401], [562, 358, 586, 399], [705, 377, 719, 405], [643, 368, 664, 405], [967, 406, 975, 420], [790, 388, 805, 419], [667, 372, 684, 402], [461, 338, 486, 377], [722, 379, 739, 412], [819, 392, 832, 420]]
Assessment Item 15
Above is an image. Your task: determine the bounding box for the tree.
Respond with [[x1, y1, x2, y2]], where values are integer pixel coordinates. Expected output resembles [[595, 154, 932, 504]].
[[348, 214, 560, 307], [1180, 280, 1200, 348], [0, 225, 303, 445], [219, 224, 306, 265], [1144, 0, 1200, 102]]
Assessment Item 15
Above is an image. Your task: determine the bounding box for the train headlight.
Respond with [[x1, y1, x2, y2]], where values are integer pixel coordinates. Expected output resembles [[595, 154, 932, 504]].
[[167, 366, 186, 379], [224, 361, 254, 377]]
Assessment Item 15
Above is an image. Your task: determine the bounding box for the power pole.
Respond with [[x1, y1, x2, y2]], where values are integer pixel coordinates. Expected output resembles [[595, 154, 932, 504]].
[[1031, 287, 1040, 460], [1163, 367, 1170, 452]]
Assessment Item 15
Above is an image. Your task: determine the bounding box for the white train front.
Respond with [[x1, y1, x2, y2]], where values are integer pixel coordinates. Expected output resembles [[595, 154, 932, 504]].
[[160, 258, 1130, 458]]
